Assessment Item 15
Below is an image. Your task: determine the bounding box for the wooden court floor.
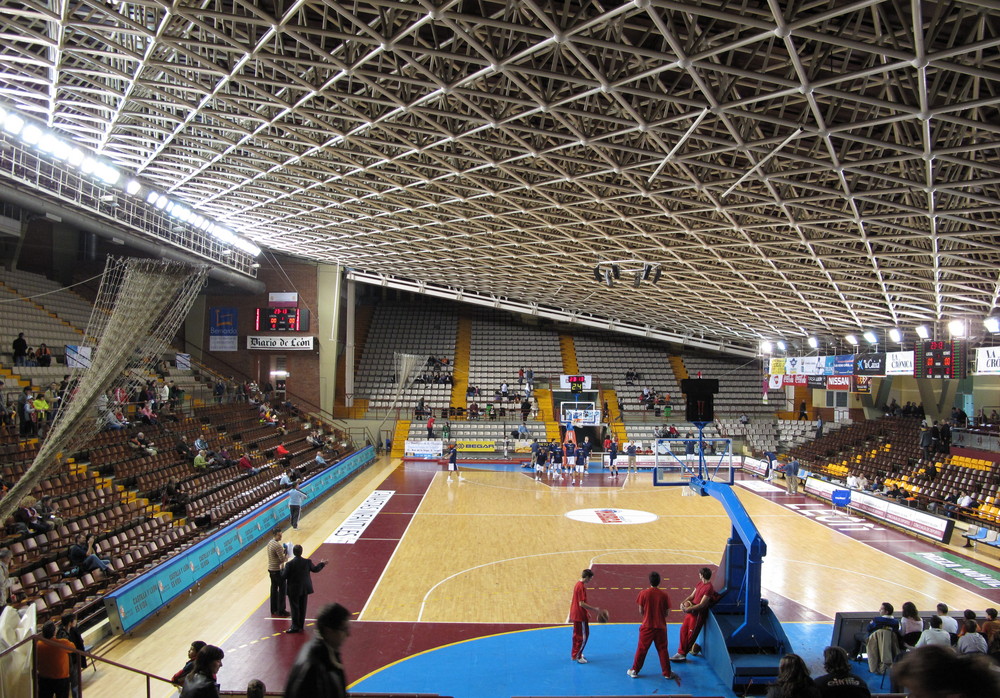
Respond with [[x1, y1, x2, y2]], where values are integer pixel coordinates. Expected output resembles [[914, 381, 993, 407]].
[[79, 458, 1000, 697]]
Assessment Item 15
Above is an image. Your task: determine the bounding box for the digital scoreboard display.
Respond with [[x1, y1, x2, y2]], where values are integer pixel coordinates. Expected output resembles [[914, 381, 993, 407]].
[[559, 374, 592, 391], [254, 307, 309, 332], [919, 339, 968, 379]]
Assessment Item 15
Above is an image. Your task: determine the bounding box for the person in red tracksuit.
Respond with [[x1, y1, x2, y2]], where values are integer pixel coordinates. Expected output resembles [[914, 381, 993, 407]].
[[627, 571, 681, 684], [568, 569, 604, 663]]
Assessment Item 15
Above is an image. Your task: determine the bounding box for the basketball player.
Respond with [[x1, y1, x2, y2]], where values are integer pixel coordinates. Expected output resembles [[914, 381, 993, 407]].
[[563, 440, 576, 478], [627, 571, 680, 683], [548, 440, 563, 478], [575, 441, 587, 478], [672, 567, 720, 661], [569, 569, 604, 663]]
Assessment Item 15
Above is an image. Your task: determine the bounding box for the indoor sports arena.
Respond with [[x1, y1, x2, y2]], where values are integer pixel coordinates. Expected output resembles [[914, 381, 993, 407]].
[[1, 2, 999, 698]]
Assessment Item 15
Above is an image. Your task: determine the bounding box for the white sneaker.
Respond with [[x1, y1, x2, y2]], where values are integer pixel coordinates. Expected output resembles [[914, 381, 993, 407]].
[[670, 653, 686, 661], [627, 669, 638, 678], [576, 656, 588, 664]]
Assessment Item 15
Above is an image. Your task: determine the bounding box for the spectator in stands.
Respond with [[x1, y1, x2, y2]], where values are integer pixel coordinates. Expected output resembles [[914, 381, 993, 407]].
[[129, 432, 156, 455], [518, 422, 531, 438], [138, 401, 158, 425], [846, 472, 858, 489], [12, 332, 27, 366], [275, 443, 290, 460], [315, 452, 328, 467], [767, 653, 818, 698], [798, 400, 808, 420], [171, 640, 207, 686], [958, 609, 979, 636], [815, 415, 824, 438], [813, 646, 869, 698], [68, 533, 110, 574], [893, 644, 1000, 697], [57, 612, 85, 695], [15, 496, 52, 533], [739, 413, 749, 425], [915, 614, 951, 647], [442, 421, 451, 440], [284, 602, 350, 698], [237, 453, 258, 475], [0, 548, 14, 609], [247, 680, 266, 698], [180, 644, 224, 698], [426, 414, 435, 439], [193, 450, 215, 471], [36, 342, 52, 367], [37, 496, 63, 528], [981, 608, 999, 642], [851, 602, 899, 659], [900, 601, 924, 647], [957, 620, 987, 654], [159, 381, 170, 411], [935, 603, 959, 634], [36, 620, 74, 698], [161, 481, 187, 516], [617, 397, 624, 420]]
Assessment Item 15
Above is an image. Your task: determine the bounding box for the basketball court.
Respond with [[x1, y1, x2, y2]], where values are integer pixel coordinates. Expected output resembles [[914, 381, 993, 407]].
[[80, 455, 1000, 697]]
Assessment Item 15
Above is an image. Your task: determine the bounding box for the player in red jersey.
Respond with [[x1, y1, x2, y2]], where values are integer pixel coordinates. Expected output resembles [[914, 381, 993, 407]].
[[568, 569, 604, 663], [627, 571, 681, 684], [672, 567, 721, 661]]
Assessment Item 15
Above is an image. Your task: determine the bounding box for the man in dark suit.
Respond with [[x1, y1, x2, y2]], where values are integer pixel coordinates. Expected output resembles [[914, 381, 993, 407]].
[[282, 544, 328, 633]]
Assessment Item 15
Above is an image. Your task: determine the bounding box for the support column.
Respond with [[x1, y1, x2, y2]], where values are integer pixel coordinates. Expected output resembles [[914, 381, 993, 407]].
[[317, 263, 342, 416], [345, 278, 356, 407]]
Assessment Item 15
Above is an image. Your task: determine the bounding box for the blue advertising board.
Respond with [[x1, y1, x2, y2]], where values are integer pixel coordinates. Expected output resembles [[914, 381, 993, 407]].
[[105, 447, 375, 634]]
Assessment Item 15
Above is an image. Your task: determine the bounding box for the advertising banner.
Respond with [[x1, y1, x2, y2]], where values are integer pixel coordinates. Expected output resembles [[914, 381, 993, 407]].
[[247, 335, 314, 350], [457, 440, 495, 452], [851, 375, 872, 393], [800, 356, 820, 375], [564, 408, 601, 426], [175, 353, 191, 370], [885, 351, 915, 376], [807, 375, 827, 388], [785, 356, 802, 374], [768, 374, 784, 390], [975, 346, 1000, 375], [826, 375, 851, 390], [819, 355, 837, 375], [405, 439, 443, 457], [208, 307, 238, 352], [65, 345, 92, 369], [833, 355, 855, 375], [854, 353, 886, 376], [768, 358, 786, 375]]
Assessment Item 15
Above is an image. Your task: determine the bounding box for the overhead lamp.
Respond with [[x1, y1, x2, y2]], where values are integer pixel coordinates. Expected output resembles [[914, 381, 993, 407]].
[[761, 341, 773, 354], [604, 269, 614, 287], [94, 162, 120, 185], [845, 334, 858, 346], [125, 179, 141, 195], [863, 331, 878, 344], [986, 316, 1000, 333], [807, 336, 818, 349], [21, 124, 42, 145], [948, 319, 966, 337], [915, 325, 930, 339], [888, 328, 902, 343], [2, 113, 24, 135], [632, 271, 642, 288], [776, 340, 787, 352], [67, 148, 85, 167]]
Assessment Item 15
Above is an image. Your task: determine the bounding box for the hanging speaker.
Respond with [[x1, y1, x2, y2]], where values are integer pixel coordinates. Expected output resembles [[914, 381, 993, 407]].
[[633, 271, 642, 288], [605, 269, 614, 287], [651, 267, 662, 284], [593, 266, 602, 282], [643, 263, 653, 280], [612, 264, 620, 279]]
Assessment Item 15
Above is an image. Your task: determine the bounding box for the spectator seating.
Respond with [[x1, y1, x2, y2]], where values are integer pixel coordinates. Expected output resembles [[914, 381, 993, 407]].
[[467, 310, 561, 403], [355, 304, 457, 413], [573, 331, 682, 418], [679, 353, 783, 417]]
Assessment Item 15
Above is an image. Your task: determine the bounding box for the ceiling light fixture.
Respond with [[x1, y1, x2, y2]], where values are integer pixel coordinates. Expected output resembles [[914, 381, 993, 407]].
[[915, 325, 930, 339]]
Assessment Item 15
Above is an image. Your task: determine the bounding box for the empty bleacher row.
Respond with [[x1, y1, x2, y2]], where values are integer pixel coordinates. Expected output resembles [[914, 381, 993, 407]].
[[355, 304, 457, 412], [466, 310, 563, 393], [574, 332, 682, 415]]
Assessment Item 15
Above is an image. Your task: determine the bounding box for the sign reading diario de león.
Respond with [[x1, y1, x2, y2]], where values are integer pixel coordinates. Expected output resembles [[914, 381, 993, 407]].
[[246, 335, 314, 350]]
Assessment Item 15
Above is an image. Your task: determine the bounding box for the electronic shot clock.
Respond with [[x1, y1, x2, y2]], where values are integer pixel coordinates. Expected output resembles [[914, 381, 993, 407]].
[[919, 338, 968, 379], [254, 307, 310, 332]]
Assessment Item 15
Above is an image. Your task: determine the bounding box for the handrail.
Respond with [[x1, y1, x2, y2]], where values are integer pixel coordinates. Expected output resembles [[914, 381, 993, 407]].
[[0, 630, 175, 698]]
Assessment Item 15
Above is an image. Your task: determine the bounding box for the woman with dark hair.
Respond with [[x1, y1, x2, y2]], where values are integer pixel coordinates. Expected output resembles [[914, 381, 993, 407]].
[[814, 646, 870, 698], [899, 601, 924, 647], [766, 653, 820, 698], [180, 645, 224, 698]]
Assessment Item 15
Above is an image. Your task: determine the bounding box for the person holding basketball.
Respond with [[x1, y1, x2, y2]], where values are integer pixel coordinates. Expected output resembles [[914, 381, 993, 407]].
[[672, 567, 720, 661], [569, 569, 606, 663], [627, 571, 681, 684]]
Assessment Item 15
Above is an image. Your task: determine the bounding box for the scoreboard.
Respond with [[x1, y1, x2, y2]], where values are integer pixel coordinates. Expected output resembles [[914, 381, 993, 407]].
[[254, 307, 310, 332], [559, 374, 592, 391], [919, 339, 968, 379]]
